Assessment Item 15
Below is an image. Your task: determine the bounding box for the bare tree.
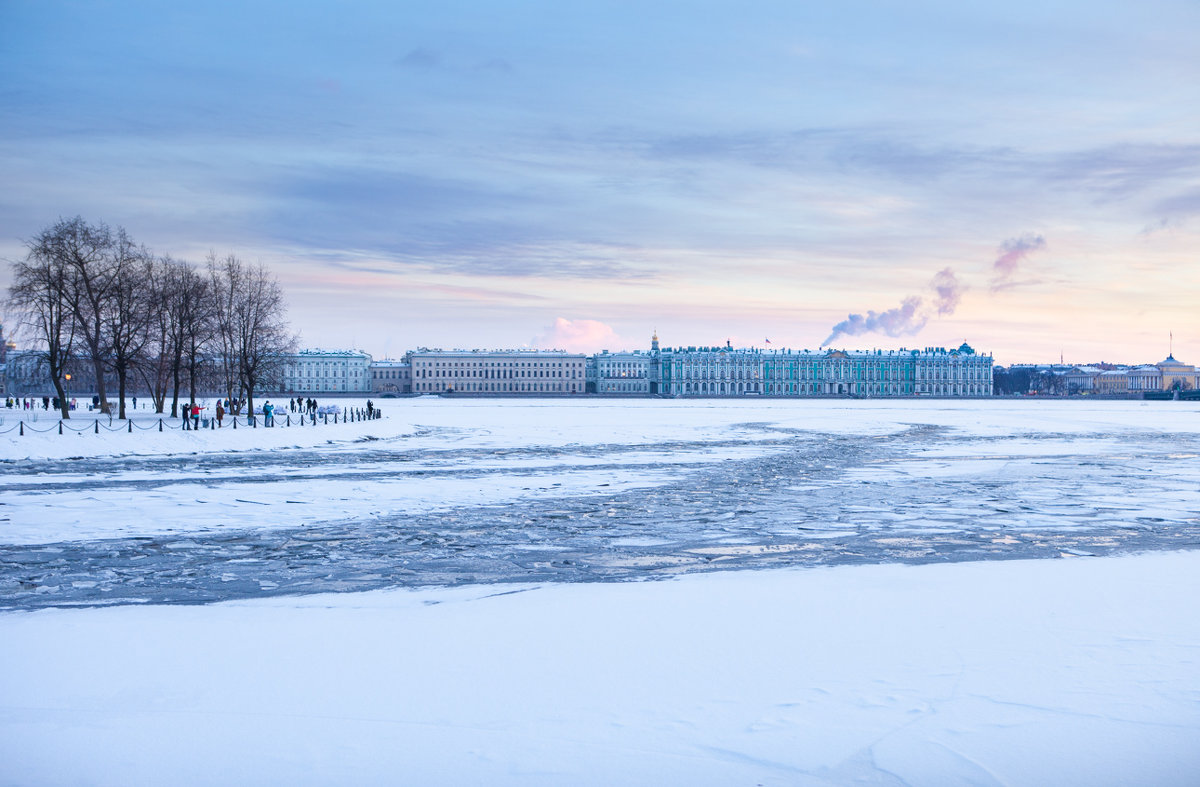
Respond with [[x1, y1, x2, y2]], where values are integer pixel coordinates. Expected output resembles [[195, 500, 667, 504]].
[[8, 234, 77, 418], [208, 253, 295, 417], [46, 217, 118, 414], [207, 252, 240, 410], [105, 231, 155, 419], [137, 256, 180, 414], [178, 265, 215, 410], [155, 258, 209, 418]]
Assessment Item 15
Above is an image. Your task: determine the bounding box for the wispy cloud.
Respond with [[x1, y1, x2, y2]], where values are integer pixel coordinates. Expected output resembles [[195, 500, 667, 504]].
[[396, 48, 442, 69]]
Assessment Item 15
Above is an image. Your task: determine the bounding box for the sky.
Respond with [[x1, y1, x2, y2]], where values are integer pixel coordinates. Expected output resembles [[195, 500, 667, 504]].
[[1, 1, 1198, 365]]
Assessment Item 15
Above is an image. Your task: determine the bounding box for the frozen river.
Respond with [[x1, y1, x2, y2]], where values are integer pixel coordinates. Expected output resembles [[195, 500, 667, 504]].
[[2, 398, 1199, 609]]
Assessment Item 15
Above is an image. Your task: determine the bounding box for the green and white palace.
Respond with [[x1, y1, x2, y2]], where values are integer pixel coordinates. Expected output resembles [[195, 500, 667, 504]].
[[658, 341, 992, 397]]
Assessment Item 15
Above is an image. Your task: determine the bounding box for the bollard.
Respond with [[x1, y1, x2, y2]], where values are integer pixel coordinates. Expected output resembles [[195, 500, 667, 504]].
[[59, 421, 63, 435], [20, 421, 24, 436], [128, 420, 132, 433], [159, 418, 163, 432], [94, 419, 99, 434], [323, 413, 327, 424], [211, 417, 215, 430], [233, 416, 237, 429], [286, 414, 291, 427]]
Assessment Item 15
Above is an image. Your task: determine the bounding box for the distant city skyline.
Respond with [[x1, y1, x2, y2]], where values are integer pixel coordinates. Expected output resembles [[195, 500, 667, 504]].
[[2, 1, 1197, 366]]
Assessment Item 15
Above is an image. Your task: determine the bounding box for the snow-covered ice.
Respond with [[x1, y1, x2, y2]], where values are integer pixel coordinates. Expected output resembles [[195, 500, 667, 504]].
[[2, 397, 1199, 783], [3, 398, 1198, 607], [2, 551, 1198, 785]]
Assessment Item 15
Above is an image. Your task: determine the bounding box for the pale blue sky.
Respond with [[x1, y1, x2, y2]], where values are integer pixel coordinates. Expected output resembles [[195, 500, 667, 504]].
[[2, 1, 1198, 362]]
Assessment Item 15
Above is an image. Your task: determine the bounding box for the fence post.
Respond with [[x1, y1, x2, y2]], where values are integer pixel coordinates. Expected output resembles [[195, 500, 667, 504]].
[[128, 420, 132, 433], [233, 416, 237, 429], [59, 421, 63, 435], [287, 414, 291, 427], [94, 419, 99, 434], [159, 418, 163, 432], [20, 421, 24, 436]]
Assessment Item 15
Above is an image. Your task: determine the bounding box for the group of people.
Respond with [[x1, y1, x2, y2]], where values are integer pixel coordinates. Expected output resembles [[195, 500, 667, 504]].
[[287, 397, 320, 415], [6, 396, 74, 410], [7, 393, 378, 427]]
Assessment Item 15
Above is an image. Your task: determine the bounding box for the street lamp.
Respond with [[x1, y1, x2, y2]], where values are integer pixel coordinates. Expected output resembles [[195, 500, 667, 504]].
[[63, 373, 72, 411]]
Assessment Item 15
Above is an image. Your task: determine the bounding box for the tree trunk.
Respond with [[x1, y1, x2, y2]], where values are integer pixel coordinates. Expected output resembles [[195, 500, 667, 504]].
[[117, 368, 128, 420], [53, 377, 70, 420], [245, 375, 255, 422], [91, 356, 110, 414], [171, 365, 181, 418]]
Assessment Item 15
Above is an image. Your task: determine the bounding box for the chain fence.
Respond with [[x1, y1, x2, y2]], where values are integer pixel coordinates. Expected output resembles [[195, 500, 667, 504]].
[[0, 407, 383, 436]]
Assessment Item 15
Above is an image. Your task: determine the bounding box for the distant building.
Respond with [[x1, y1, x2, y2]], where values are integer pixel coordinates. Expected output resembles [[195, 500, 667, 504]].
[[2, 349, 107, 397], [370, 359, 412, 394], [1064, 366, 1102, 393], [409, 349, 586, 394], [1126, 365, 1162, 393], [1095, 370, 1129, 395], [1156, 355, 1197, 391], [660, 342, 992, 397], [281, 349, 372, 394], [593, 350, 653, 394]]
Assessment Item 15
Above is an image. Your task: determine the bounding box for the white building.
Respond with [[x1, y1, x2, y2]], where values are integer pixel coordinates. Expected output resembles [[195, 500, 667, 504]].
[[1064, 366, 1102, 393], [592, 350, 653, 394], [282, 349, 372, 394], [370, 359, 412, 394], [410, 349, 586, 394]]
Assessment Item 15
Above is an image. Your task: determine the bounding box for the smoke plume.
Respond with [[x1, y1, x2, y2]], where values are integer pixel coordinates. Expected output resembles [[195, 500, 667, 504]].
[[822, 296, 926, 348], [991, 233, 1046, 289], [930, 267, 965, 316]]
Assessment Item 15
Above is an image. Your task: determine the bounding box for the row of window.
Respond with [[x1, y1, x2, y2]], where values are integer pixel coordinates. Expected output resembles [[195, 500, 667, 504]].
[[415, 382, 579, 393], [418, 369, 580, 379], [668, 381, 991, 396]]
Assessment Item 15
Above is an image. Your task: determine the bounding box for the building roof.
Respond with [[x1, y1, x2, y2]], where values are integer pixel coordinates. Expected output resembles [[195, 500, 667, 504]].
[[411, 348, 585, 357], [295, 349, 372, 358], [1157, 354, 1191, 369]]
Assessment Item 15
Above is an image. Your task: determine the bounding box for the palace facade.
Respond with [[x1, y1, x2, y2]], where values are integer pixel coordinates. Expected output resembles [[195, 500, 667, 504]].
[[409, 349, 587, 394], [659, 342, 993, 397]]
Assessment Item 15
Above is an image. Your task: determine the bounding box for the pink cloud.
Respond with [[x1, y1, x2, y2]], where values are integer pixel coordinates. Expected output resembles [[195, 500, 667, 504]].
[[533, 318, 621, 353]]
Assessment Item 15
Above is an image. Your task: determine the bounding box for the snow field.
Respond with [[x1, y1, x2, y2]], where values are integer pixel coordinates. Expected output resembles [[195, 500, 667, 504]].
[[4, 396, 1198, 463], [1, 551, 1198, 785]]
